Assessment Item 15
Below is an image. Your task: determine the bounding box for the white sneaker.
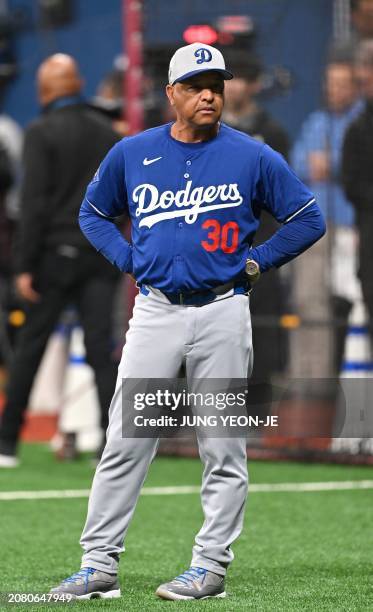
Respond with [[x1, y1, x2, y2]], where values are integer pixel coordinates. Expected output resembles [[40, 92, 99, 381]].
[[0, 453, 19, 468]]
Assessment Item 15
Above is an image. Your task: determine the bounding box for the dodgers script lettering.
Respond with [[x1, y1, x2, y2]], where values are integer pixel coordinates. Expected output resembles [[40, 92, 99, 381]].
[[133, 180, 243, 228]]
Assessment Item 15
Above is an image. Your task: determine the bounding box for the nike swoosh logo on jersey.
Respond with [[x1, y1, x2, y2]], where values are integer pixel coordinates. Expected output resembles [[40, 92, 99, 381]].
[[143, 156, 162, 166]]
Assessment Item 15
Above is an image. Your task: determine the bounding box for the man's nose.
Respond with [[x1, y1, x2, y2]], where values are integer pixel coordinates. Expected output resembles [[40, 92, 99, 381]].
[[200, 88, 214, 100]]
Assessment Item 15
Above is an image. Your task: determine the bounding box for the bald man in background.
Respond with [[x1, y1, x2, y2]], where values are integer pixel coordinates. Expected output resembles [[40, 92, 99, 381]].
[[0, 54, 121, 467]]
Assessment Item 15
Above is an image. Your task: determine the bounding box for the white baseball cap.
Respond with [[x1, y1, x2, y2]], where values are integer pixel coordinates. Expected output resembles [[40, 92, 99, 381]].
[[168, 42, 233, 85]]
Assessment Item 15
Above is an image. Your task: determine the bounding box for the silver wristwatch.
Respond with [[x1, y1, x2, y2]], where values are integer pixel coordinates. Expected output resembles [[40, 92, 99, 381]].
[[245, 259, 261, 284]]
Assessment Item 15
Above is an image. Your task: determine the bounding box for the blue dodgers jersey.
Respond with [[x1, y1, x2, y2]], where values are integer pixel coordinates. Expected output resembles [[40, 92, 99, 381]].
[[82, 123, 316, 293]]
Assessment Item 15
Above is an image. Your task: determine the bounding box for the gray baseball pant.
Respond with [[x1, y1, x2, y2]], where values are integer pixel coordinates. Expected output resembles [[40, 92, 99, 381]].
[[80, 286, 253, 576]]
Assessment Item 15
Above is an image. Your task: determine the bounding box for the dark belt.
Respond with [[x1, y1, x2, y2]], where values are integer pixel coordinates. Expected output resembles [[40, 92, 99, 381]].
[[140, 281, 249, 306]]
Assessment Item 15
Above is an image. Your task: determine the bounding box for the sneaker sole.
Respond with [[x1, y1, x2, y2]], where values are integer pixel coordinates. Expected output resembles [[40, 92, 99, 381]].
[[74, 589, 121, 600], [155, 587, 226, 601]]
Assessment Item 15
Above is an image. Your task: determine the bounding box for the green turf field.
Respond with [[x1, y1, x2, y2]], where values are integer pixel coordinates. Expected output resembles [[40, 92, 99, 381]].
[[0, 443, 372, 611]]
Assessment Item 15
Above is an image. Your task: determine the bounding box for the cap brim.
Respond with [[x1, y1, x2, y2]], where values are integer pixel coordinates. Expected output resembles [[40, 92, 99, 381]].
[[171, 68, 233, 85]]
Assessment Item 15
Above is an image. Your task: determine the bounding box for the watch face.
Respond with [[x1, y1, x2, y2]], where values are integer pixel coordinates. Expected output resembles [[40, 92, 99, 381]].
[[246, 261, 258, 275]]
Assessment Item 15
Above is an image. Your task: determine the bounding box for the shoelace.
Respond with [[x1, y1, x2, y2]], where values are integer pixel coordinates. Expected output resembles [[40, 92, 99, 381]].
[[62, 567, 96, 585], [174, 567, 207, 585]]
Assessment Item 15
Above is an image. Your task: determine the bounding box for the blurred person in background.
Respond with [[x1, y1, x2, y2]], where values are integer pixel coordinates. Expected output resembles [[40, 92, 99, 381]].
[[350, 0, 373, 42], [0, 113, 23, 373], [330, 0, 373, 66], [342, 40, 373, 356], [292, 60, 363, 373], [0, 140, 14, 282], [0, 54, 121, 468], [0, 142, 14, 274], [91, 68, 128, 136], [223, 58, 289, 391], [0, 111, 23, 221], [0, 137, 16, 373], [223, 58, 289, 157], [91, 69, 131, 357]]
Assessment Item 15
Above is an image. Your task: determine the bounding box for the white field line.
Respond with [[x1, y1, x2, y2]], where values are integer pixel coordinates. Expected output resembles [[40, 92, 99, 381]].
[[0, 480, 373, 501]]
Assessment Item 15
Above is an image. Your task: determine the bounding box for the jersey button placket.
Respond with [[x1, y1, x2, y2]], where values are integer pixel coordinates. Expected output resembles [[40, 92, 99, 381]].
[[173, 158, 191, 287], [179, 160, 190, 238], [184, 159, 192, 180]]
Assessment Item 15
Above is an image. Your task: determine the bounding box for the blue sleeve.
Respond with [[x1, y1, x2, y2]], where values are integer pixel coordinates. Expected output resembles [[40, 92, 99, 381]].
[[250, 202, 326, 272], [250, 145, 326, 271], [79, 141, 133, 274]]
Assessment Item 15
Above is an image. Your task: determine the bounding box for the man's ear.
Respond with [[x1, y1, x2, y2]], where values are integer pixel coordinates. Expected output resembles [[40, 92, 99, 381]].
[[166, 84, 175, 106]]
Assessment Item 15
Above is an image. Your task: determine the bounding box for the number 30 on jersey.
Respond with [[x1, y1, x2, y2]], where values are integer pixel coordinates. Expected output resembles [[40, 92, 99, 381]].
[[201, 219, 239, 254]]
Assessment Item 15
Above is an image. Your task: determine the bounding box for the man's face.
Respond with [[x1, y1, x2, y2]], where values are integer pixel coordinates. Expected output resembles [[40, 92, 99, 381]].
[[325, 64, 358, 113], [352, 0, 373, 38], [224, 77, 261, 112], [166, 72, 224, 128]]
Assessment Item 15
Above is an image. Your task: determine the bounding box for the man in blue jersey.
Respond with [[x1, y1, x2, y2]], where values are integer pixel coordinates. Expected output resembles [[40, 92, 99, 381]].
[[51, 43, 325, 601]]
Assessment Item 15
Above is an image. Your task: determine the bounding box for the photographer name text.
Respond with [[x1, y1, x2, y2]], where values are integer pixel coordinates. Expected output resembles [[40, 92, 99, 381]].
[[133, 415, 278, 428]]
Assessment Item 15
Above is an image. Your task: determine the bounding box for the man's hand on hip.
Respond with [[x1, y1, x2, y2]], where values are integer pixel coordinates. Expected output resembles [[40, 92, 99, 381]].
[[15, 273, 41, 303]]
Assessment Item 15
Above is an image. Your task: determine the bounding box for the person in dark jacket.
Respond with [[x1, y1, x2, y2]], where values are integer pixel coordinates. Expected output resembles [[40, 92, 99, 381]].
[[342, 40, 373, 354], [0, 141, 15, 366], [0, 54, 121, 467], [0, 141, 14, 277]]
